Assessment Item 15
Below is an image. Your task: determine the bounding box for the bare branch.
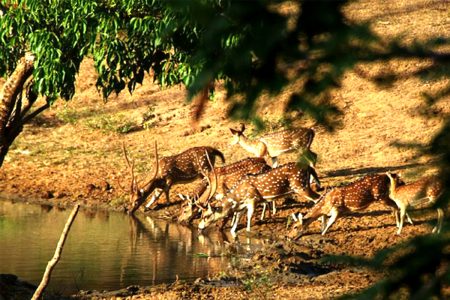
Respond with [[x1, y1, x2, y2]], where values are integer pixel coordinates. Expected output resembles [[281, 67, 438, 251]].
[[21, 102, 50, 124], [31, 205, 80, 300]]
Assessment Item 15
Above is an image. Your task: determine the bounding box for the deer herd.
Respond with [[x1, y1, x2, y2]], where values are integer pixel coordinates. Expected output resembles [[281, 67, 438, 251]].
[[122, 124, 446, 239]]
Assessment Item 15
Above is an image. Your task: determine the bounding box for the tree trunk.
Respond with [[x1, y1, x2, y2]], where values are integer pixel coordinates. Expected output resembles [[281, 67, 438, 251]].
[[0, 53, 44, 167], [0, 53, 35, 136], [0, 143, 11, 167]]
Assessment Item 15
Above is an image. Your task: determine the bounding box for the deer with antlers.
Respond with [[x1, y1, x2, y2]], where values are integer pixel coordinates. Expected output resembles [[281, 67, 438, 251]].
[[122, 142, 225, 214], [386, 172, 444, 235], [198, 162, 321, 236], [177, 157, 272, 224], [290, 173, 413, 237], [229, 124, 317, 167]]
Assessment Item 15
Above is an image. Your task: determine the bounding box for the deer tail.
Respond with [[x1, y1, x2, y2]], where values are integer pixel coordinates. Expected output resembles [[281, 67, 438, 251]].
[[211, 148, 226, 164], [308, 166, 321, 188], [307, 128, 315, 148]]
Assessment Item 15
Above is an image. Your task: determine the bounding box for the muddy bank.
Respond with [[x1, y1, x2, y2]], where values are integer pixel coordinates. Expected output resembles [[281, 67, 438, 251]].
[[71, 239, 382, 299], [0, 195, 384, 300], [0, 187, 442, 299]]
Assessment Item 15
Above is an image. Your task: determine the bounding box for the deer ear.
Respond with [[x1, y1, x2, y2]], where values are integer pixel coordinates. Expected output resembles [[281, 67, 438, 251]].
[[230, 128, 237, 134]]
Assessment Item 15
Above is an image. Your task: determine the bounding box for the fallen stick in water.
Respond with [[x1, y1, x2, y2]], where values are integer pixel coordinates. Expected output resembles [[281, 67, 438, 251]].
[[31, 204, 80, 300]]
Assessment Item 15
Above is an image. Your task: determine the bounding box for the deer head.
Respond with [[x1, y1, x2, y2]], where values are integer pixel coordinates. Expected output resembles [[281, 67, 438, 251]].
[[123, 142, 160, 215], [229, 123, 246, 145], [197, 156, 228, 231], [198, 202, 226, 231], [177, 194, 198, 224], [177, 150, 218, 223]]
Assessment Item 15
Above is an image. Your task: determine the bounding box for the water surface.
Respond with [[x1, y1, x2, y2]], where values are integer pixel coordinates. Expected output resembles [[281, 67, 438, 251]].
[[0, 200, 262, 295]]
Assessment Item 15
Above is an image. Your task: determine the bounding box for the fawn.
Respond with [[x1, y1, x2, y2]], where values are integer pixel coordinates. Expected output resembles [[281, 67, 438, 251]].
[[386, 172, 444, 235]]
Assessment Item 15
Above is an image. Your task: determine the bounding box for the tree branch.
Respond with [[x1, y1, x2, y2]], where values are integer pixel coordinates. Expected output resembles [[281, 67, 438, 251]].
[[31, 205, 80, 300], [21, 102, 50, 124]]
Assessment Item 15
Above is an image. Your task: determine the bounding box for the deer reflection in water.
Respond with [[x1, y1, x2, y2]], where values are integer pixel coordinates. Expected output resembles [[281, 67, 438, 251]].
[[119, 214, 262, 285], [0, 201, 254, 293], [121, 216, 268, 283]]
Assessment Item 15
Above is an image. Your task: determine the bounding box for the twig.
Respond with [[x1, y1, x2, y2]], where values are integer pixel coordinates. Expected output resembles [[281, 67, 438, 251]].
[[31, 204, 80, 300]]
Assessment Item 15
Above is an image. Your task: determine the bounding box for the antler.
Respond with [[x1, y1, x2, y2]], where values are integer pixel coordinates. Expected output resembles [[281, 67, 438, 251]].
[[142, 141, 159, 188], [122, 143, 138, 193], [196, 150, 218, 206], [239, 123, 245, 133]]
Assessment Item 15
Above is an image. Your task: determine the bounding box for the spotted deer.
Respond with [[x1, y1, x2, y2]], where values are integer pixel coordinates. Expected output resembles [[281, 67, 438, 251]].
[[386, 172, 444, 235], [291, 173, 412, 237], [122, 142, 225, 214], [198, 162, 321, 236], [229, 123, 317, 167], [177, 157, 271, 224]]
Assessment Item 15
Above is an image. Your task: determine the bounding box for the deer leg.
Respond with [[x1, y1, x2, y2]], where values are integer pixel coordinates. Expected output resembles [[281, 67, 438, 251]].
[[163, 182, 171, 203], [145, 188, 164, 209], [260, 201, 275, 220], [246, 200, 255, 232], [322, 207, 339, 235], [389, 205, 402, 228], [393, 208, 400, 228], [320, 215, 326, 233], [388, 198, 413, 227], [432, 208, 444, 234], [230, 212, 237, 229], [247, 205, 255, 232], [261, 202, 267, 221], [396, 204, 407, 235], [271, 200, 277, 215], [405, 212, 414, 225], [230, 212, 241, 236]]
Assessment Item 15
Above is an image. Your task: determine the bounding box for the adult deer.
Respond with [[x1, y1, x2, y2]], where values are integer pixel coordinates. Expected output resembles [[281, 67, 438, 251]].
[[290, 173, 412, 237], [177, 157, 271, 224], [229, 123, 317, 167], [122, 142, 225, 214], [198, 162, 321, 236], [386, 172, 444, 235]]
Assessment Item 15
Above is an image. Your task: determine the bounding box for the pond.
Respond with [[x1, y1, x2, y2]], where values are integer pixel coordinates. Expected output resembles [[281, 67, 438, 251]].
[[0, 199, 264, 295]]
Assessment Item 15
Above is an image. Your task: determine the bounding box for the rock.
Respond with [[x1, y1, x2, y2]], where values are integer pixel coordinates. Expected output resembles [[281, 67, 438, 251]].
[[0, 274, 36, 300], [43, 190, 55, 199]]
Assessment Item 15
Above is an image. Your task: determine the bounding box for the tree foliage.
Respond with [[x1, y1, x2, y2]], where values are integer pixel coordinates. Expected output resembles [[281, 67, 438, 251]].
[[2, 0, 448, 119]]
